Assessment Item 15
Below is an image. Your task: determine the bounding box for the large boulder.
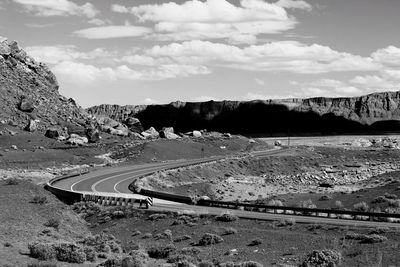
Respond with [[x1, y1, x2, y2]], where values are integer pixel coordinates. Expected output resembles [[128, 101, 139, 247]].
[[19, 97, 35, 113], [45, 127, 62, 139], [124, 117, 143, 133], [192, 130, 202, 138], [24, 120, 38, 132], [66, 134, 88, 146], [85, 127, 100, 143], [141, 127, 159, 139], [159, 127, 180, 140]]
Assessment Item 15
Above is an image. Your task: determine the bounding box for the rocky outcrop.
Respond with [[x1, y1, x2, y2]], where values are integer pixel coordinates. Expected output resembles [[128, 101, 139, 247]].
[[88, 91, 400, 136], [0, 36, 90, 132]]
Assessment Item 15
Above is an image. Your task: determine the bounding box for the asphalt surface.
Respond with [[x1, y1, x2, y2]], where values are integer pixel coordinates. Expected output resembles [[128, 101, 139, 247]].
[[52, 148, 400, 228]]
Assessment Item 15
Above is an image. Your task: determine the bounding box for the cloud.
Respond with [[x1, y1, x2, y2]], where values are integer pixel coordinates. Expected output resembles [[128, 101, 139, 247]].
[[275, 0, 312, 11], [145, 40, 378, 74], [88, 18, 108, 26], [12, 0, 98, 18], [308, 78, 362, 95], [193, 96, 221, 102], [25, 23, 53, 28], [113, 0, 297, 44], [74, 25, 152, 39], [25, 45, 84, 64], [52, 61, 210, 85], [350, 75, 400, 90], [371, 46, 400, 67]]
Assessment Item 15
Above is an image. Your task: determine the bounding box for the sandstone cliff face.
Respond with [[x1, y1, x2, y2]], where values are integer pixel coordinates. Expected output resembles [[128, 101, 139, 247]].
[[0, 37, 89, 131], [88, 91, 400, 136]]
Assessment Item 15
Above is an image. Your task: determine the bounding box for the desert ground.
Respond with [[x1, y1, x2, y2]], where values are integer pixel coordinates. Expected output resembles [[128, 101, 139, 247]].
[[2, 129, 400, 266]]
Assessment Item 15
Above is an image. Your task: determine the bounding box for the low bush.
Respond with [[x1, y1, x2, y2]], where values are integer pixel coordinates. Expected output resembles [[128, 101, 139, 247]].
[[178, 247, 202, 256], [28, 242, 56, 260], [276, 218, 296, 227], [299, 200, 317, 209], [319, 195, 332, 201], [241, 261, 263, 267], [4, 178, 19, 185], [27, 262, 57, 267], [30, 195, 47, 204], [222, 227, 238, 235], [148, 213, 167, 221], [147, 244, 176, 259], [248, 239, 262, 246], [53, 243, 86, 263], [198, 233, 224, 246], [267, 199, 283, 206], [216, 213, 238, 222], [44, 218, 60, 230], [174, 235, 192, 242], [353, 202, 369, 212], [344, 232, 388, 243], [300, 249, 341, 267], [334, 200, 344, 210]]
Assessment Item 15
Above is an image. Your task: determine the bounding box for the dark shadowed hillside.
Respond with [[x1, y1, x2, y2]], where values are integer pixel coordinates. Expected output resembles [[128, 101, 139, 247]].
[[88, 92, 400, 136]]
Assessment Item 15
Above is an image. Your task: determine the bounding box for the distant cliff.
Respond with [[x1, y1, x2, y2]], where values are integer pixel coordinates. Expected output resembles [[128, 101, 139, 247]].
[[88, 91, 400, 136]]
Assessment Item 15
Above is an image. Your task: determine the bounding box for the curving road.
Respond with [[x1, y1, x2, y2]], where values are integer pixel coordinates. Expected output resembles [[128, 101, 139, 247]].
[[52, 148, 400, 228]]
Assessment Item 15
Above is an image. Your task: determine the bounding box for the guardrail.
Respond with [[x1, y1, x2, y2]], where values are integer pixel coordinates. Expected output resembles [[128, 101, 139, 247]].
[[129, 182, 400, 223], [45, 171, 146, 207]]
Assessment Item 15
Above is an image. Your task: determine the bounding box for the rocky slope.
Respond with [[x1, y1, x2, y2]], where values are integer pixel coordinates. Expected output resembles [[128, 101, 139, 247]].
[[0, 36, 89, 132], [88, 91, 400, 136]]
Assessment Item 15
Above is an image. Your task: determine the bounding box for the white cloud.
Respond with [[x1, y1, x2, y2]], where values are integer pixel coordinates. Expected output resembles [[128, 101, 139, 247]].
[[371, 46, 400, 67], [350, 75, 400, 90], [113, 0, 297, 43], [25, 45, 84, 64], [308, 78, 362, 95], [193, 96, 221, 102], [88, 18, 108, 26], [145, 40, 378, 74], [12, 0, 98, 18], [275, 0, 312, 11], [74, 25, 152, 39]]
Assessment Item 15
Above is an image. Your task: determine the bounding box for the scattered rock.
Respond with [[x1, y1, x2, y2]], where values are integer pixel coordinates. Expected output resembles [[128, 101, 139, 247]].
[[85, 127, 100, 143], [192, 130, 202, 138], [142, 127, 159, 139], [45, 127, 62, 139], [66, 134, 88, 146], [24, 120, 38, 132], [124, 117, 143, 133], [159, 127, 180, 140], [19, 97, 34, 113]]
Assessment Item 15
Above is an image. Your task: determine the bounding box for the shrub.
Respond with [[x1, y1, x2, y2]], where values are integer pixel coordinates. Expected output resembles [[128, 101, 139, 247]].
[[387, 199, 400, 208], [44, 218, 60, 230], [299, 200, 317, 209], [142, 233, 153, 239], [241, 261, 263, 267], [319, 195, 332, 201], [28, 242, 56, 260], [344, 232, 387, 243], [276, 218, 296, 227], [27, 262, 57, 267], [30, 195, 47, 204], [222, 227, 238, 235], [384, 193, 398, 199], [198, 261, 214, 267], [148, 213, 167, 221], [53, 243, 86, 263], [372, 196, 387, 204], [178, 247, 202, 256], [353, 202, 369, 212], [267, 199, 283, 206], [248, 239, 262, 246], [84, 246, 96, 262], [4, 178, 19, 185], [334, 201, 343, 210], [198, 233, 224, 246], [216, 213, 238, 222], [167, 254, 196, 264], [174, 235, 192, 242], [148, 244, 176, 259], [300, 249, 341, 267]]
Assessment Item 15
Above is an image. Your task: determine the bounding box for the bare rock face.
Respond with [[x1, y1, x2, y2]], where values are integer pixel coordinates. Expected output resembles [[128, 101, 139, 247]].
[[88, 92, 400, 136], [159, 127, 180, 139], [0, 36, 90, 132]]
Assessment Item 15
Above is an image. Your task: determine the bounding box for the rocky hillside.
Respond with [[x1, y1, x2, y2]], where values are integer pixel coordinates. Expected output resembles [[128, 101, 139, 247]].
[[0, 36, 89, 132], [88, 91, 400, 136]]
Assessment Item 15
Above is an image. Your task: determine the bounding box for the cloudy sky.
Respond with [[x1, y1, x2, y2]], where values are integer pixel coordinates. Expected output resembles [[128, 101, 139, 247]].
[[1, 0, 400, 107]]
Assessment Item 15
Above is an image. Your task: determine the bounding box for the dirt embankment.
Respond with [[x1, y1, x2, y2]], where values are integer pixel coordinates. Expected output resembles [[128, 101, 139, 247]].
[[142, 146, 400, 201]]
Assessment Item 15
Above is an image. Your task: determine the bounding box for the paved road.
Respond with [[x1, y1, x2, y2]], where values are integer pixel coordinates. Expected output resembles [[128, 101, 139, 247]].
[[52, 148, 400, 228]]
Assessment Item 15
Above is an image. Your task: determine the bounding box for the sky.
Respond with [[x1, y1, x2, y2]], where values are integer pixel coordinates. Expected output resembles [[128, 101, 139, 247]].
[[1, 0, 400, 107]]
